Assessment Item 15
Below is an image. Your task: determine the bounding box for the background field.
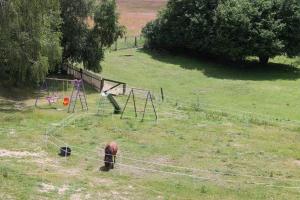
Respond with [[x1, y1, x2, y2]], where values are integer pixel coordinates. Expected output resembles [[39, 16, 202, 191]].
[[117, 0, 167, 35], [1, 49, 300, 199]]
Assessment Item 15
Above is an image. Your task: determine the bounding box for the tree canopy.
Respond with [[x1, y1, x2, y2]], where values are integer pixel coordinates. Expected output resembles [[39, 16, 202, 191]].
[[142, 0, 300, 64], [0, 0, 62, 85], [0, 0, 123, 85]]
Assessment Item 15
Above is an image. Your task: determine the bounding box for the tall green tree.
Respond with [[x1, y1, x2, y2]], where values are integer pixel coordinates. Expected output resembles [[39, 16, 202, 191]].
[[82, 0, 125, 72], [0, 0, 62, 85], [60, 0, 124, 72], [60, 0, 92, 63], [143, 0, 220, 53]]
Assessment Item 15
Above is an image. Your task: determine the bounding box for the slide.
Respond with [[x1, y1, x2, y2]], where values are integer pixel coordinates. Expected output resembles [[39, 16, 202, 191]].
[[107, 94, 122, 114]]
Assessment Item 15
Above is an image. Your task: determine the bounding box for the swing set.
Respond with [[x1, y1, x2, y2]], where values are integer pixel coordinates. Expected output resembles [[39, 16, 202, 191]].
[[120, 88, 158, 121], [96, 87, 158, 121], [35, 78, 72, 106], [35, 78, 88, 112]]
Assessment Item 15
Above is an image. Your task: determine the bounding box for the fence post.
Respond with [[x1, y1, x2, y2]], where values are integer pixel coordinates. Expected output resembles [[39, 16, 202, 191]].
[[123, 84, 126, 95], [100, 79, 104, 92], [160, 88, 164, 102], [134, 36, 137, 47]]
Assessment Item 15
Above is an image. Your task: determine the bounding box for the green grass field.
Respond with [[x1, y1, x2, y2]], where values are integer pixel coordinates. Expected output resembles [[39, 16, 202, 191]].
[[1, 49, 300, 199]]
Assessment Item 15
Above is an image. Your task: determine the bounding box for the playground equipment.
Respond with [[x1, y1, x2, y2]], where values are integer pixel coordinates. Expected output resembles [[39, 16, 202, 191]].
[[121, 88, 158, 121], [35, 78, 88, 113], [107, 94, 121, 114], [35, 78, 73, 107], [63, 97, 70, 106], [68, 79, 88, 113], [97, 92, 121, 115]]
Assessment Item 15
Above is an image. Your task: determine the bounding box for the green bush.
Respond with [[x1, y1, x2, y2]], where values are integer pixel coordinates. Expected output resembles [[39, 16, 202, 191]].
[[142, 0, 300, 64]]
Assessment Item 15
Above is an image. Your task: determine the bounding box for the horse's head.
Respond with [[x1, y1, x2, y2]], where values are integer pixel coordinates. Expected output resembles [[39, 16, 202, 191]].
[[104, 147, 113, 168]]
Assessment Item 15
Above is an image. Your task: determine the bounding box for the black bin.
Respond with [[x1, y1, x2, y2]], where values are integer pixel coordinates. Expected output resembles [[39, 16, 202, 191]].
[[59, 147, 71, 157]]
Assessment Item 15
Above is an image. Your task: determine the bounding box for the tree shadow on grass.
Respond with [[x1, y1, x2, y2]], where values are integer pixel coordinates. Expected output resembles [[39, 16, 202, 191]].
[[139, 49, 300, 81], [0, 84, 36, 101], [0, 99, 28, 113]]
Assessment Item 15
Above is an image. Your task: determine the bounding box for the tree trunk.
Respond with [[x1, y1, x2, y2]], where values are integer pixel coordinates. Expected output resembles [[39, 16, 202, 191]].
[[259, 56, 269, 65]]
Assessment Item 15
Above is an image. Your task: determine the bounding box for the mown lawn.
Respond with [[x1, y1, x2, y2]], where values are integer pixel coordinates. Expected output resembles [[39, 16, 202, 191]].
[[1, 49, 300, 199]]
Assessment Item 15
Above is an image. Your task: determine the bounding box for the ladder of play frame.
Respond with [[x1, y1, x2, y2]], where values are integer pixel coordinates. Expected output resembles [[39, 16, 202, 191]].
[[68, 81, 88, 113]]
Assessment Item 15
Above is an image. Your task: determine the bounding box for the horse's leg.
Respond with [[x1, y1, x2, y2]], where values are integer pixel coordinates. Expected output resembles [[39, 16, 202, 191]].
[[110, 156, 116, 169]]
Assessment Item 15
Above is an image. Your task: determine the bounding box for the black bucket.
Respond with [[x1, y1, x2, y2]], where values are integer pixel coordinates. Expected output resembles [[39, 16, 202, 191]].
[[59, 147, 71, 157]]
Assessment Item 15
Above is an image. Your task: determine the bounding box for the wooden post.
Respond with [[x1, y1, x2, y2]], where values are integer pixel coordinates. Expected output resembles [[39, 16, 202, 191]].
[[123, 84, 126, 95], [134, 36, 137, 47], [100, 79, 104, 92], [160, 88, 164, 102]]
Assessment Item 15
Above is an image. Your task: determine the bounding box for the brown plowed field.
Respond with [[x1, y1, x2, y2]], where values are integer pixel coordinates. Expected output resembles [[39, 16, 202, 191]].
[[117, 0, 167, 36]]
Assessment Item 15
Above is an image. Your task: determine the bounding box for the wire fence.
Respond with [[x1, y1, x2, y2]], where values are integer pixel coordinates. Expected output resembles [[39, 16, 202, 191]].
[[41, 113, 300, 190], [111, 36, 145, 51]]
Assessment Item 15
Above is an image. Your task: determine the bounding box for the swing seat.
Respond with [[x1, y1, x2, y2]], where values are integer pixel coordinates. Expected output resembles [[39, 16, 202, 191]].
[[63, 97, 70, 106], [46, 96, 59, 104]]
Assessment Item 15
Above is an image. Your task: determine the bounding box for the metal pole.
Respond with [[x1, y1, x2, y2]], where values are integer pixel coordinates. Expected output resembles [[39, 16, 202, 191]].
[[141, 92, 150, 122], [149, 92, 158, 121], [132, 90, 138, 118], [120, 89, 132, 119], [160, 88, 164, 102]]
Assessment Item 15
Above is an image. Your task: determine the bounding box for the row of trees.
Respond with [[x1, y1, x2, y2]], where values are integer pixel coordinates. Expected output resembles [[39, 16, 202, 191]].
[[0, 0, 124, 85], [142, 0, 300, 64]]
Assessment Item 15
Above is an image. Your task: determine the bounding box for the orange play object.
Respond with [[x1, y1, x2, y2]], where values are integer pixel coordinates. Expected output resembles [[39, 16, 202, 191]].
[[63, 97, 70, 106]]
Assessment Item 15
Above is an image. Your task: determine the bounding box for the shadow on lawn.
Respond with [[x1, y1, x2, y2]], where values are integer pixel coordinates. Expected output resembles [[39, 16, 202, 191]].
[[0, 85, 36, 101], [139, 49, 300, 81], [0, 99, 27, 113]]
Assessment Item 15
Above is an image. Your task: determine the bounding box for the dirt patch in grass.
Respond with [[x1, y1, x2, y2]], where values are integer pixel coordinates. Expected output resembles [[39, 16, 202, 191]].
[[0, 149, 42, 158], [90, 177, 114, 187], [293, 160, 300, 167], [39, 183, 56, 193], [58, 184, 69, 195], [70, 193, 82, 200]]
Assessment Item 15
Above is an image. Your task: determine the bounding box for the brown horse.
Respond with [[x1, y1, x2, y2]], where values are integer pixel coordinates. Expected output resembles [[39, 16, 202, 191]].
[[104, 141, 118, 170]]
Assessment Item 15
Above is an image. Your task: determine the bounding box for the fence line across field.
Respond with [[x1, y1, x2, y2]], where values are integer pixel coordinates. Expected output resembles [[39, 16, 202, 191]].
[[162, 96, 300, 126], [45, 126, 300, 184], [43, 121, 300, 191], [47, 135, 300, 184], [44, 111, 300, 160], [42, 112, 294, 165], [111, 35, 144, 51], [40, 110, 300, 186], [43, 140, 300, 190]]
